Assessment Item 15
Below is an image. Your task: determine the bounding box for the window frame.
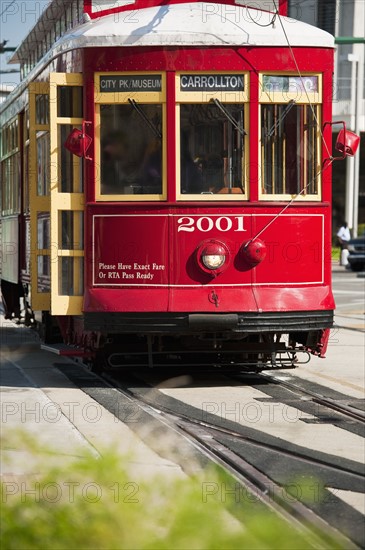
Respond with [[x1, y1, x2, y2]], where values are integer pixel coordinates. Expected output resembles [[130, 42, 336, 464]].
[[259, 72, 323, 201], [94, 71, 167, 202], [0, 117, 20, 216], [175, 71, 249, 202]]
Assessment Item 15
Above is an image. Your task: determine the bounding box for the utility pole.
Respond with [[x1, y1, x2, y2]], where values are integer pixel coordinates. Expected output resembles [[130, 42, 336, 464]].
[[335, 2, 365, 237]]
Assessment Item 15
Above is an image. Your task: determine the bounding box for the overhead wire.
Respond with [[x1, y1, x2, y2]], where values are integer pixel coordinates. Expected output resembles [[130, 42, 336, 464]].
[[271, 0, 332, 160], [0, 0, 17, 19], [245, 1, 335, 249]]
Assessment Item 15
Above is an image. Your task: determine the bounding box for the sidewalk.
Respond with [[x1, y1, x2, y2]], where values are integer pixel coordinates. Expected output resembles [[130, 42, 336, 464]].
[[0, 313, 186, 486]]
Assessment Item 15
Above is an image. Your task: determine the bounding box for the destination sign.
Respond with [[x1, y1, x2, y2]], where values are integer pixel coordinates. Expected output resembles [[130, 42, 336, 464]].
[[99, 75, 162, 92], [180, 74, 244, 92], [263, 75, 318, 93]]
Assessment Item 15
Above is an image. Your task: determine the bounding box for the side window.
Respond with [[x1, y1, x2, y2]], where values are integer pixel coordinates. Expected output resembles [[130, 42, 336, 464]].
[[177, 73, 248, 200], [95, 73, 165, 201], [259, 74, 321, 199], [0, 118, 20, 215]]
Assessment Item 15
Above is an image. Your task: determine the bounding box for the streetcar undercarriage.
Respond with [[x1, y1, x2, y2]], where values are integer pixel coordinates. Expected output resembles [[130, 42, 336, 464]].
[[82, 311, 333, 372]]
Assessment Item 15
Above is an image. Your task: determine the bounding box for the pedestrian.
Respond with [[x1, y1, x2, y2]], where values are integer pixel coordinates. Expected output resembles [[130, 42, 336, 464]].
[[337, 222, 351, 266]]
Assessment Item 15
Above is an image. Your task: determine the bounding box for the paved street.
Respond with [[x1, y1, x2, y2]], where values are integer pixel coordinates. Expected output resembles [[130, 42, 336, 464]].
[[289, 265, 364, 399]]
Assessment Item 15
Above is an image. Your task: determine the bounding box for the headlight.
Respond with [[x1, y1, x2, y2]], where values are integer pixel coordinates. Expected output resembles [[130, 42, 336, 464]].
[[196, 240, 230, 275], [202, 253, 226, 270]]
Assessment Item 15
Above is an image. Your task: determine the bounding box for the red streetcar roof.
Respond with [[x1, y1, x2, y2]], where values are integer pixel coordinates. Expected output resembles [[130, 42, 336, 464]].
[[84, 0, 288, 19], [10, 0, 287, 64]]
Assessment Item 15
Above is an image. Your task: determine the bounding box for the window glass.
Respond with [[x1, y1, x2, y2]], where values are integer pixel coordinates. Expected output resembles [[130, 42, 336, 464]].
[[60, 210, 84, 250], [261, 104, 319, 195], [36, 94, 49, 125], [0, 120, 20, 215], [59, 257, 84, 295], [37, 214, 50, 250], [180, 103, 245, 195], [24, 144, 30, 211], [37, 132, 50, 196], [100, 103, 162, 195], [57, 86, 83, 118], [58, 124, 83, 192], [37, 255, 50, 293]]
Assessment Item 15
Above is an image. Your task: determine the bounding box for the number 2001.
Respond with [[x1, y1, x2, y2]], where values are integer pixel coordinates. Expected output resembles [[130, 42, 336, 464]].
[[177, 216, 247, 233]]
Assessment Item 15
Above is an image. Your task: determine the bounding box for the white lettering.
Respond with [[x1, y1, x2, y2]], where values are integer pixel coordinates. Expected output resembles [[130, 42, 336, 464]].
[[177, 216, 247, 233], [136, 272, 154, 280], [99, 263, 116, 270], [180, 74, 244, 91]]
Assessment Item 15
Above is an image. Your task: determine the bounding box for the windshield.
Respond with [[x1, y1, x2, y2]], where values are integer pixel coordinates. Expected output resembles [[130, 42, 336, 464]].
[[180, 103, 246, 195], [100, 103, 163, 196]]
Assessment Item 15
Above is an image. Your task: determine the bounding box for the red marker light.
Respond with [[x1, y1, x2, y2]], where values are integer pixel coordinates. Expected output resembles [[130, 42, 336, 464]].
[[241, 239, 267, 266]]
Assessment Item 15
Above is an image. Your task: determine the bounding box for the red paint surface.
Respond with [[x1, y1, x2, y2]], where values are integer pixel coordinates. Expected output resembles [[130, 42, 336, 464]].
[[82, 40, 334, 317]]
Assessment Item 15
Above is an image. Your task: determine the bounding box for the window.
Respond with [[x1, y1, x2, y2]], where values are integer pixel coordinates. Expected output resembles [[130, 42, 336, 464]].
[[0, 118, 20, 215], [180, 103, 245, 195], [95, 72, 165, 201], [259, 74, 322, 199], [36, 94, 49, 125], [57, 86, 83, 118], [37, 132, 50, 196], [56, 85, 83, 193], [23, 110, 30, 212], [176, 73, 248, 200], [100, 103, 162, 195]]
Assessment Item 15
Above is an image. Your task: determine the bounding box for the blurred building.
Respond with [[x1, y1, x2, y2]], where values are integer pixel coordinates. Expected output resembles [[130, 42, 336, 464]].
[[288, 0, 365, 236]]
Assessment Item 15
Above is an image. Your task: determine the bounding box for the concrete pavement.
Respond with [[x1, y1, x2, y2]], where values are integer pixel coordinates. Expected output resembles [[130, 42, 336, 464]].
[[0, 313, 185, 485]]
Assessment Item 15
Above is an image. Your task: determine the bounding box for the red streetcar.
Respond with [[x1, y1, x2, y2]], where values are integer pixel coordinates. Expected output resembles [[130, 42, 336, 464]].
[[0, 0, 360, 370]]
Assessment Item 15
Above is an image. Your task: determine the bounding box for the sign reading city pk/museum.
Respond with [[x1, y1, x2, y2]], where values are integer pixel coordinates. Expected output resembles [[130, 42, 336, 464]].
[[99, 75, 162, 92], [180, 74, 244, 92]]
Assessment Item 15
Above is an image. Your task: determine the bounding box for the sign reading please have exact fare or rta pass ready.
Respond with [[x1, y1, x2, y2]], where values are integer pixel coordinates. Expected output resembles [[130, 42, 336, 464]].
[[93, 215, 168, 286]]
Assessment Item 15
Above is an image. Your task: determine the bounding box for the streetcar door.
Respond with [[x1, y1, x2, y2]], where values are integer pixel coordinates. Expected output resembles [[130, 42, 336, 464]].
[[28, 82, 51, 311], [49, 73, 84, 315]]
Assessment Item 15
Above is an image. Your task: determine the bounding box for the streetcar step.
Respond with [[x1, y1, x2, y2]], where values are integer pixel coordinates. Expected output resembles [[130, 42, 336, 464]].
[[41, 343, 92, 357]]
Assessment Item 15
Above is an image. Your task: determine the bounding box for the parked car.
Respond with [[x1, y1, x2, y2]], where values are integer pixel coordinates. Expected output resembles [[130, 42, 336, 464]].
[[347, 235, 365, 272]]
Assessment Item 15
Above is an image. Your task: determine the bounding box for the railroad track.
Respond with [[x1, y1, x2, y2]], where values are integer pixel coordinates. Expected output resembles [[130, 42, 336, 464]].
[[55, 359, 364, 548], [101, 370, 362, 549], [258, 372, 365, 425]]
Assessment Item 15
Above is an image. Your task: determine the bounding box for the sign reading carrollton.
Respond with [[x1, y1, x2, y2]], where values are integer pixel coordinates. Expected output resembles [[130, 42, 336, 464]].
[[100, 75, 162, 92], [180, 74, 244, 91]]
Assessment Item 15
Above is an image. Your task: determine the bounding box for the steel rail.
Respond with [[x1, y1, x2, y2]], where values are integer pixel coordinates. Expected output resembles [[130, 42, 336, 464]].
[[103, 372, 359, 549], [105, 372, 364, 478], [174, 419, 359, 550], [260, 373, 365, 424]]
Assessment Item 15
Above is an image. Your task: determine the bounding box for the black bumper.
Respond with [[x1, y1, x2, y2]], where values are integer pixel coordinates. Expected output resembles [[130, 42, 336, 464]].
[[84, 310, 334, 334]]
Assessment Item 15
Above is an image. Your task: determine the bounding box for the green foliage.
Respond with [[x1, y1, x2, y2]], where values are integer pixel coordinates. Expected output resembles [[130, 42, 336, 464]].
[[357, 223, 365, 236], [0, 435, 346, 550], [332, 247, 340, 260]]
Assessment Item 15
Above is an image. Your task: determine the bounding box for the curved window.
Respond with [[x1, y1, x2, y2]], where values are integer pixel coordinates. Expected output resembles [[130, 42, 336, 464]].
[[259, 73, 322, 200]]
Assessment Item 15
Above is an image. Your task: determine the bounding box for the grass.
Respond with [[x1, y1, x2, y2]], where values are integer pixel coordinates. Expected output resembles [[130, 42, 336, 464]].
[[0, 434, 348, 550], [332, 247, 340, 261]]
